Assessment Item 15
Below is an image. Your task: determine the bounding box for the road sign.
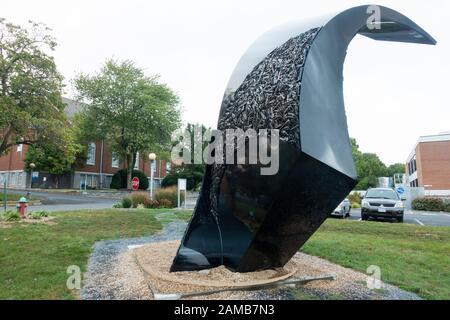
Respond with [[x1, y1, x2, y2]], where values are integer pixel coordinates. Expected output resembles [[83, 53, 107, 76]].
[[132, 177, 140, 191], [396, 186, 405, 194], [178, 178, 187, 191], [178, 178, 187, 209]]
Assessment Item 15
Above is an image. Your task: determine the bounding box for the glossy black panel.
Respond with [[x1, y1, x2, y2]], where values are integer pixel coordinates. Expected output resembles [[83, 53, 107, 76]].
[[170, 5, 436, 273]]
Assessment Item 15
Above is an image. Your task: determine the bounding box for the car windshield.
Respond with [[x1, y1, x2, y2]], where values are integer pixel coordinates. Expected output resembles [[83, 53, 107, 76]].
[[365, 189, 399, 200]]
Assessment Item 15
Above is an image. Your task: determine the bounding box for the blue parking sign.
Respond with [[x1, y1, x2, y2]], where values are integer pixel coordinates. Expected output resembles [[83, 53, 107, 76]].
[[396, 186, 405, 194]]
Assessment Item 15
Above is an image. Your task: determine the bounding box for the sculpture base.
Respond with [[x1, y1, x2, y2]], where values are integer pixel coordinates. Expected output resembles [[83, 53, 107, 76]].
[[133, 240, 334, 299]]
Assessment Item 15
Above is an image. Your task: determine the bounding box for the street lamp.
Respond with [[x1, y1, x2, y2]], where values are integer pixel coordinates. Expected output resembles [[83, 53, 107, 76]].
[[29, 163, 36, 195], [148, 153, 156, 200]]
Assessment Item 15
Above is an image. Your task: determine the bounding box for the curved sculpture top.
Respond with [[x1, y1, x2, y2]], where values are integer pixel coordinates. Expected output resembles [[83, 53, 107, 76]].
[[171, 5, 436, 273]]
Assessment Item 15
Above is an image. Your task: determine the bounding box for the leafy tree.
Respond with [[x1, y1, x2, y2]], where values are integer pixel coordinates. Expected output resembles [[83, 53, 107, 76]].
[[24, 127, 83, 188], [162, 123, 208, 190], [0, 18, 65, 155], [351, 138, 388, 190], [386, 163, 406, 177], [74, 59, 181, 189]]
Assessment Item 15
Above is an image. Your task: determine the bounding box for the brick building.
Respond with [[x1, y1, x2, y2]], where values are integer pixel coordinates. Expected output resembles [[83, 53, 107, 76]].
[[406, 132, 450, 196], [0, 97, 169, 189]]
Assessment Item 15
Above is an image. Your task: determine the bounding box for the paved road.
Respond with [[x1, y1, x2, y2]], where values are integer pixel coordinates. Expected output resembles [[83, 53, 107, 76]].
[[5, 189, 116, 212], [339, 208, 450, 227]]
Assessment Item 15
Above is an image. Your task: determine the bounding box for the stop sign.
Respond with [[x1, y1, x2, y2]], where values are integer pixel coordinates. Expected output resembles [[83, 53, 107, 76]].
[[131, 177, 140, 191]]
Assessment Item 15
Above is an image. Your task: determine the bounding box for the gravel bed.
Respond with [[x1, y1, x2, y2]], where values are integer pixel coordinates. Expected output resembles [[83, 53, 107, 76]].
[[81, 217, 421, 300]]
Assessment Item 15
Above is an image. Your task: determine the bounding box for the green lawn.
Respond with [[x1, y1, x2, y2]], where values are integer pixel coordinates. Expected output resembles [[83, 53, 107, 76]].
[[301, 219, 450, 300], [1, 209, 448, 300], [0, 208, 190, 299], [2, 193, 41, 201]]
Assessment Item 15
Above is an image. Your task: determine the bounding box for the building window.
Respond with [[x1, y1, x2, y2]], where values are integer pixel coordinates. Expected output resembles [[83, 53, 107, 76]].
[[86, 142, 96, 166], [112, 152, 119, 168], [17, 144, 23, 152], [166, 162, 171, 173], [134, 152, 139, 169]]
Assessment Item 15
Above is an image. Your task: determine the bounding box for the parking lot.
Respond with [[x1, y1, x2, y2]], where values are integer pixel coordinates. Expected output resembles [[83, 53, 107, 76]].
[[344, 208, 450, 227]]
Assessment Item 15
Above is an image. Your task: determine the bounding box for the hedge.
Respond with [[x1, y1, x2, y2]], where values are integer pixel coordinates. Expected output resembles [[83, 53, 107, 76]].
[[412, 197, 450, 212], [110, 168, 149, 190]]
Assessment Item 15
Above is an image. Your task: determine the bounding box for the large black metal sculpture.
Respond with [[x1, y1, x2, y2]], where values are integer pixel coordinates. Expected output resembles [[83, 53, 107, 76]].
[[171, 5, 436, 272]]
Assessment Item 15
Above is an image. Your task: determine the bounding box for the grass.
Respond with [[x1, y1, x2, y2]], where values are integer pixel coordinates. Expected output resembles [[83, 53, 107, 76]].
[[300, 219, 450, 300], [1, 193, 40, 201], [1, 208, 448, 300], [0, 208, 191, 299]]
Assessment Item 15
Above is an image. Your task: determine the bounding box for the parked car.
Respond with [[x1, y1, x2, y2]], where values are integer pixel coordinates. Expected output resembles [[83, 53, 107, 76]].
[[331, 198, 351, 218], [361, 188, 404, 222]]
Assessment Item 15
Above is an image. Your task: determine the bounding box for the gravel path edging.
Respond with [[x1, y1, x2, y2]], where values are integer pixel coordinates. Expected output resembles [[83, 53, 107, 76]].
[[81, 217, 422, 300]]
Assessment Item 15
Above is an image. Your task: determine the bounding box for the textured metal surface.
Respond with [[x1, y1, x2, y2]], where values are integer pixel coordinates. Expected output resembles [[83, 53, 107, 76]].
[[170, 5, 436, 273]]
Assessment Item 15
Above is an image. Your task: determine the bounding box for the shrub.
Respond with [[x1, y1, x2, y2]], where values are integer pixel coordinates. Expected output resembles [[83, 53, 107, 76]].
[[443, 200, 450, 213], [348, 192, 361, 205], [161, 165, 204, 191], [110, 169, 149, 190], [112, 203, 123, 208], [122, 197, 132, 208], [155, 186, 185, 208], [351, 202, 361, 209], [412, 197, 445, 212], [158, 198, 173, 208], [29, 210, 49, 219], [131, 192, 149, 208], [2, 210, 20, 221], [144, 198, 159, 209]]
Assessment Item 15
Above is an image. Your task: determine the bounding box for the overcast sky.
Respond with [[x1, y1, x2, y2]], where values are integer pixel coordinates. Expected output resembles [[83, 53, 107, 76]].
[[2, 0, 449, 165]]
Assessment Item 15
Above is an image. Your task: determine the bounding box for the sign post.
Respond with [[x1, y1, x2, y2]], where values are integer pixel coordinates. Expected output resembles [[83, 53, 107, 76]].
[[0, 176, 6, 211], [178, 178, 187, 209], [132, 177, 140, 191]]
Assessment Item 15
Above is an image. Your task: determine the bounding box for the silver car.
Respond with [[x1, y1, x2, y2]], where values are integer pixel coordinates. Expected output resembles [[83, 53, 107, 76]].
[[331, 198, 351, 218]]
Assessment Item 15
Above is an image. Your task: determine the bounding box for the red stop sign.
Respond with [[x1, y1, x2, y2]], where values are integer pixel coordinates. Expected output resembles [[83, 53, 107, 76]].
[[131, 177, 140, 190]]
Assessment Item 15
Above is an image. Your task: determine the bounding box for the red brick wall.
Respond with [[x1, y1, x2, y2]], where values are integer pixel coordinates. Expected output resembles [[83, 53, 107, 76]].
[[416, 141, 450, 190], [75, 141, 168, 178], [0, 144, 28, 171]]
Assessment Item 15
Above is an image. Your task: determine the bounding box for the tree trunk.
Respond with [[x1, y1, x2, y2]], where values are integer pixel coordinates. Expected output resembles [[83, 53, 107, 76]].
[[126, 152, 138, 189], [126, 154, 132, 190]]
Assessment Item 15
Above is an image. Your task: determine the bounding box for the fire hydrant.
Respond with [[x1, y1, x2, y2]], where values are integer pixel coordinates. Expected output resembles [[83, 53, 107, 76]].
[[17, 197, 28, 219]]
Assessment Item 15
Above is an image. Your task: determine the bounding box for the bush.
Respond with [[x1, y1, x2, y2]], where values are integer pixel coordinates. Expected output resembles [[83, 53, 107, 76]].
[[122, 197, 132, 208], [161, 165, 204, 191], [412, 197, 445, 212], [143, 198, 159, 209], [1, 210, 20, 221], [29, 210, 49, 220], [348, 192, 361, 205], [158, 199, 173, 208], [110, 169, 149, 190], [351, 202, 361, 209], [443, 201, 450, 213], [131, 192, 149, 208], [155, 186, 185, 208], [112, 203, 123, 208]]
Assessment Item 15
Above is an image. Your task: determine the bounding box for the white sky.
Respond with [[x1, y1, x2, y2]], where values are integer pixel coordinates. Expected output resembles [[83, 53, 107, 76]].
[[2, 0, 449, 165]]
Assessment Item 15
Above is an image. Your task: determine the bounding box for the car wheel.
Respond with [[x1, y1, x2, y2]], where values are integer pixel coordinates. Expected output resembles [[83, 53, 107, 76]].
[[397, 216, 404, 223], [361, 213, 368, 221], [346, 208, 350, 217]]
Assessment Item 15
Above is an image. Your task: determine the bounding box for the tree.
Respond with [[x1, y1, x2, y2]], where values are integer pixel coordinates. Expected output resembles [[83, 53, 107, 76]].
[[162, 123, 209, 190], [351, 138, 388, 190], [24, 127, 83, 188], [0, 18, 65, 155], [386, 163, 406, 177], [74, 59, 181, 189]]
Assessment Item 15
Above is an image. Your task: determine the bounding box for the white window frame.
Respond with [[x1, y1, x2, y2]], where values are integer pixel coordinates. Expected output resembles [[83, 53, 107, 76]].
[[17, 144, 23, 152], [111, 152, 119, 168], [134, 152, 139, 170], [86, 142, 96, 166]]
